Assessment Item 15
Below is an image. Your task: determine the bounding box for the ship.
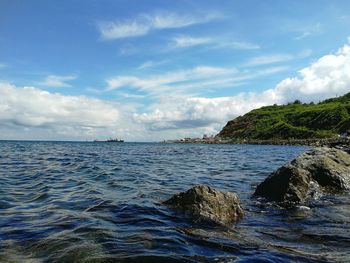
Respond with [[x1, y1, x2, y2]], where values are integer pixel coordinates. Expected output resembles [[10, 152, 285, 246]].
[[93, 138, 124, 142], [106, 138, 124, 142]]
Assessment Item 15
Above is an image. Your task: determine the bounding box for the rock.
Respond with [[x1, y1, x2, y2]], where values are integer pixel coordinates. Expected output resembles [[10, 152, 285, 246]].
[[254, 165, 313, 203], [254, 147, 350, 205], [163, 185, 244, 225]]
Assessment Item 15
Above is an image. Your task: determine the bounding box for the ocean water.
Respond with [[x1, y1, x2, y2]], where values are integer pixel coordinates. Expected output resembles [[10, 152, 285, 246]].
[[0, 141, 349, 263]]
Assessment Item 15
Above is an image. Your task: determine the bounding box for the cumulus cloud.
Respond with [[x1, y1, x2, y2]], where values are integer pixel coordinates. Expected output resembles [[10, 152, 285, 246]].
[[133, 94, 275, 131], [270, 41, 350, 102], [2, 40, 350, 141], [98, 11, 221, 40], [134, 39, 350, 136], [0, 83, 133, 140], [39, 75, 77, 88]]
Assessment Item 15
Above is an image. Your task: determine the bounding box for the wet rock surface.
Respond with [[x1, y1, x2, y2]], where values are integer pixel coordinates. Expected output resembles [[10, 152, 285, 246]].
[[254, 147, 350, 205], [164, 185, 244, 225]]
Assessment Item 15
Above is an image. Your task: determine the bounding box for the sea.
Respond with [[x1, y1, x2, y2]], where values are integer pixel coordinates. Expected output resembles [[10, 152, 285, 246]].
[[0, 141, 349, 262]]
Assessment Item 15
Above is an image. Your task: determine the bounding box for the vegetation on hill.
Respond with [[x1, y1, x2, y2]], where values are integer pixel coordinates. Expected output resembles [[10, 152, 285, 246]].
[[217, 92, 350, 140]]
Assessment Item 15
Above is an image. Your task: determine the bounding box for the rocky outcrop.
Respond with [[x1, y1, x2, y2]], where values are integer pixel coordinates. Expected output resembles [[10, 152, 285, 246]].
[[164, 185, 244, 225], [328, 139, 350, 154], [254, 147, 350, 205]]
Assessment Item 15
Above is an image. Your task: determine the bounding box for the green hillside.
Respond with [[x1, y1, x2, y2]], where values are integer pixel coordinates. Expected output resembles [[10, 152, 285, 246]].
[[217, 92, 350, 140]]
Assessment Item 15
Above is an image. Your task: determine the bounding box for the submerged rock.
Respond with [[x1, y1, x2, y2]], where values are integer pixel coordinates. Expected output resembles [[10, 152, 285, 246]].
[[254, 147, 350, 205], [164, 185, 244, 225]]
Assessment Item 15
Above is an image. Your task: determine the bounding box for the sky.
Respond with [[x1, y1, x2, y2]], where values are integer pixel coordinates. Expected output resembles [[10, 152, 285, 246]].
[[1, 0, 350, 141]]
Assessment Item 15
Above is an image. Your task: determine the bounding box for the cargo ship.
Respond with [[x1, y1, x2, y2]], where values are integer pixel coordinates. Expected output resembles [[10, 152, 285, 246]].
[[94, 138, 124, 142]]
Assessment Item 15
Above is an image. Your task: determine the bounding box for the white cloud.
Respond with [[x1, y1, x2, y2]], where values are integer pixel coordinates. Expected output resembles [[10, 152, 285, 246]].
[[295, 23, 322, 40], [146, 12, 218, 29], [0, 82, 138, 140], [245, 54, 294, 66], [39, 75, 77, 88], [299, 49, 313, 58], [271, 40, 350, 102], [279, 20, 323, 40], [169, 35, 260, 50], [99, 21, 149, 39], [137, 60, 169, 70], [106, 65, 287, 97], [98, 11, 221, 40], [133, 94, 274, 131], [117, 92, 146, 99], [2, 40, 350, 141], [134, 39, 350, 137], [172, 36, 213, 48], [219, 41, 260, 50], [244, 49, 311, 67], [106, 66, 235, 94]]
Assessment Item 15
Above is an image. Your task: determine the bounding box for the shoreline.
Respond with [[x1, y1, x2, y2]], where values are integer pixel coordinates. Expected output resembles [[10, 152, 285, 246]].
[[163, 137, 350, 150]]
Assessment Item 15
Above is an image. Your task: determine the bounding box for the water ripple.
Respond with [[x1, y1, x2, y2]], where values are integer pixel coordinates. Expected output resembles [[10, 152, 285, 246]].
[[0, 141, 349, 262]]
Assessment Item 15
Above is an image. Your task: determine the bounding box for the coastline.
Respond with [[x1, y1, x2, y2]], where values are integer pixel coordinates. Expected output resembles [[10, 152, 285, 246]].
[[163, 137, 350, 150]]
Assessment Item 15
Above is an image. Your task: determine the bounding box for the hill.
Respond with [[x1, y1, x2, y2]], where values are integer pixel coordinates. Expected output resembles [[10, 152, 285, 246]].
[[217, 92, 350, 141]]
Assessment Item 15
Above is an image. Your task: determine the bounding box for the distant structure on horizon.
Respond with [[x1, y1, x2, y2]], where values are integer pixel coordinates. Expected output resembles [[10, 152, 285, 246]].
[[93, 138, 124, 143], [163, 134, 217, 144]]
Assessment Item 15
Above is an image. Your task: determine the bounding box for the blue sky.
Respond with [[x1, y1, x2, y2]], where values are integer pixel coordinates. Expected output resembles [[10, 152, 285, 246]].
[[1, 0, 350, 141]]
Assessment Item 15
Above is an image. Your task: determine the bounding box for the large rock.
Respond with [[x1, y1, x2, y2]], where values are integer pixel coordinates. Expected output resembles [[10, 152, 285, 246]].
[[254, 147, 350, 205], [164, 185, 244, 225]]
